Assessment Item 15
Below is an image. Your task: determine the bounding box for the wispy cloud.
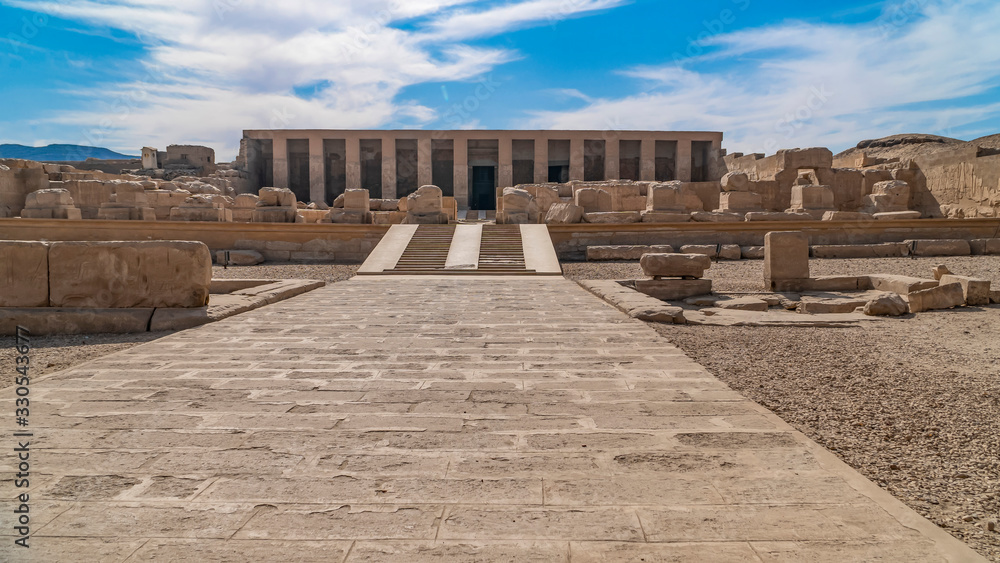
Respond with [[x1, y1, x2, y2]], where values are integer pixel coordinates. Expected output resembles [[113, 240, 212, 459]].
[[2, 0, 618, 158], [525, 0, 1000, 153]]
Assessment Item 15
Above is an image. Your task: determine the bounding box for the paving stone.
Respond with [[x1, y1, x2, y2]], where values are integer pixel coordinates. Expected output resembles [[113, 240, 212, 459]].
[[17, 276, 980, 561]]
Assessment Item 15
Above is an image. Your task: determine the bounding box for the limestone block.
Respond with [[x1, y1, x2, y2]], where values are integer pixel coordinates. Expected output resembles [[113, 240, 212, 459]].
[[232, 209, 254, 222], [582, 211, 641, 224], [720, 171, 750, 192], [681, 244, 741, 260], [864, 293, 908, 316], [939, 274, 991, 306], [641, 211, 691, 223], [822, 211, 874, 221], [371, 211, 407, 225], [343, 188, 371, 212], [764, 231, 809, 287], [326, 209, 370, 224], [646, 182, 702, 212], [405, 211, 449, 225], [114, 182, 149, 206], [640, 253, 712, 279], [216, 249, 264, 266], [251, 207, 297, 223], [407, 185, 444, 214], [234, 194, 259, 208], [586, 245, 675, 261], [867, 274, 938, 295], [717, 297, 770, 312], [905, 239, 971, 257], [634, 279, 713, 300], [502, 188, 536, 216], [377, 199, 399, 212], [874, 211, 921, 220], [544, 203, 584, 224], [0, 241, 49, 307], [907, 283, 965, 313], [804, 276, 871, 291], [26, 188, 73, 208], [776, 147, 833, 170], [790, 185, 834, 210], [691, 212, 744, 223], [97, 207, 134, 221], [744, 212, 814, 221], [258, 187, 297, 207], [811, 243, 909, 259], [333, 194, 345, 209], [863, 180, 910, 213], [741, 246, 765, 259], [498, 211, 531, 224], [798, 295, 870, 314], [575, 188, 612, 213], [718, 191, 762, 212], [48, 241, 211, 308], [525, 185, 560, 214]]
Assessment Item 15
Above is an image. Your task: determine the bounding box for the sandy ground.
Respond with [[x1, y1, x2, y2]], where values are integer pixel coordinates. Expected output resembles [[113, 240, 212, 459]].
[[4, 256, 999, 558], [569, 256, 1000, 560]]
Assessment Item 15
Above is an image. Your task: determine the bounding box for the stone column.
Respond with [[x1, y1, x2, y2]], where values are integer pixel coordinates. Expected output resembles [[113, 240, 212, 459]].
[[498, 137, 513, 188], [677, 139, 693, 182], [381, 135, 396, 199], [534, 137, 548, 183], [569, 137, 584, 181], [453, 137, 469, 209], [604, 136, 620, 181], [345, 136, 361, 191], [272, 136, 288, 189], [309, 136, 325, 204], [640, 139, 656, 181], [417, 137, 432, 188]]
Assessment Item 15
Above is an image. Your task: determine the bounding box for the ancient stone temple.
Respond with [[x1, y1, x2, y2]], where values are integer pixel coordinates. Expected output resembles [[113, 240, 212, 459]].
[[238, 130, 725, 209]]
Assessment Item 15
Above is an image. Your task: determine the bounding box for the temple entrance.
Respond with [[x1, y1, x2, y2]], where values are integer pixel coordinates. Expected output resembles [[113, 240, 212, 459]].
[[471, 166, 496, 210]]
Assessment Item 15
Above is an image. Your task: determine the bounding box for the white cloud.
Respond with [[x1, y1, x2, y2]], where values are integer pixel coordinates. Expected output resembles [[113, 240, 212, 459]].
[[3, 0, 619, 159], [524, 0, 1000, 154]]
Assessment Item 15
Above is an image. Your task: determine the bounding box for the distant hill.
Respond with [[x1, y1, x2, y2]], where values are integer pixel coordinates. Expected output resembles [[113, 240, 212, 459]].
[[0, 144, 139, 161]]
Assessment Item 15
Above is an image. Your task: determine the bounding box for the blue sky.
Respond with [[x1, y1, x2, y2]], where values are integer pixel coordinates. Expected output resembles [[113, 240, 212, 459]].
[[1, 0, 999, 160]]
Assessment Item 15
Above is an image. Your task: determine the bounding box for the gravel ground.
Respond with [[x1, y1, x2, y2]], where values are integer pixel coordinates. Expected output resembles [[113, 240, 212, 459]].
[[0, 332, 174, 389], [569, 256, 1000, 559], [212, 262, 359, 283]]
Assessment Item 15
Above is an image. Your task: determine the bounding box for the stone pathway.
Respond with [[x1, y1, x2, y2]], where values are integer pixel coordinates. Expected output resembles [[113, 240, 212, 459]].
[[2, 277, 983, 561]]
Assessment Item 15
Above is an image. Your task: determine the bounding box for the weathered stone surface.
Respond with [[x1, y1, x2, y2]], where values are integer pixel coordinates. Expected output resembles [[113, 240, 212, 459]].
[[234, 194, 259, 208], [905, 239, 971, 257], [680, 245, 741, 261], [586, 245, 674, 261], [744, 212, 814, 221], [640, 211, 691, 223], [646, 182, 703, 212], [634, 279, 713, 300], [691, 211, 743, 223], [216, 250, 264, 266], [0, 308, 154, 335], [48, 241, 211, 308], [741, 246, 765, 259], [582, 211, 641, 224], [822, 211, 875, 221], [969, 238, 1000, 255], [932, 264, 952, 280], [789, 185, 834, 212], [718, 191, 762, 212], [874, 211, 922, 220], [764, 231, 809, 287], [939, 274, 991, 306], [251, 207, 297, 223], [544, 203, 584, 224], [26, 188, 73, 208], [574, 188, 612, 213], [327, 209, 370, 224], [908, 282, 965, 313], [798, 294, 871, 314], [864, 292, 908, 316], [720, 171, 750, 191], [716, 297, 769, 311], [868, 274, 938, 295], [863, 180, 911, 214], [258, 187, 296, 207], [343, 188, 371, 212], [804, 276, 870, 292], [811, 243, 909, 259], [640, 253, 712, 279], [0, 241, 49, 307], [407, 185, 443, 214]]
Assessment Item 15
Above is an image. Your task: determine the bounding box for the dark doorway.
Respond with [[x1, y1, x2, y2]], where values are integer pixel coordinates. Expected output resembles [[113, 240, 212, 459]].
[[548, 165, 569, 182], [471, 166, 496, 210]]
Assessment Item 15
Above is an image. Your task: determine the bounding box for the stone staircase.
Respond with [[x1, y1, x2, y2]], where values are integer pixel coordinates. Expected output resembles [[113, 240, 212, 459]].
[[359, 224, 561, 276]]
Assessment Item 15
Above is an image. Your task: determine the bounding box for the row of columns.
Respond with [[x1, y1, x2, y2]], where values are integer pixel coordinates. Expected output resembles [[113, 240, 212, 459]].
[[270, 135, 703, 207]]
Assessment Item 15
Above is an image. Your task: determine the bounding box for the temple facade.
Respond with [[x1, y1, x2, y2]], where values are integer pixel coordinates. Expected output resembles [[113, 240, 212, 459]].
[[240, 129, 724, 209]]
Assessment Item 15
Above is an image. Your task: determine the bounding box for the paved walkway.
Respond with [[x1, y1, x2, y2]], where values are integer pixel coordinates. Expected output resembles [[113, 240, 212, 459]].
[[3, 277, 983, 561]]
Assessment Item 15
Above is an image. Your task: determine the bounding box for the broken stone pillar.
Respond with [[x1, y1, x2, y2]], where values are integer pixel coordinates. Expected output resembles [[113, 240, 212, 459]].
[[20, 188, 83, 220], [764, 231, 810, 291], [499, 188, 538, 224], [252, 187, 298, 223], [404, 185, 448, 224], [326, 188, 373, 224], [635, 253, 713, 300]]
